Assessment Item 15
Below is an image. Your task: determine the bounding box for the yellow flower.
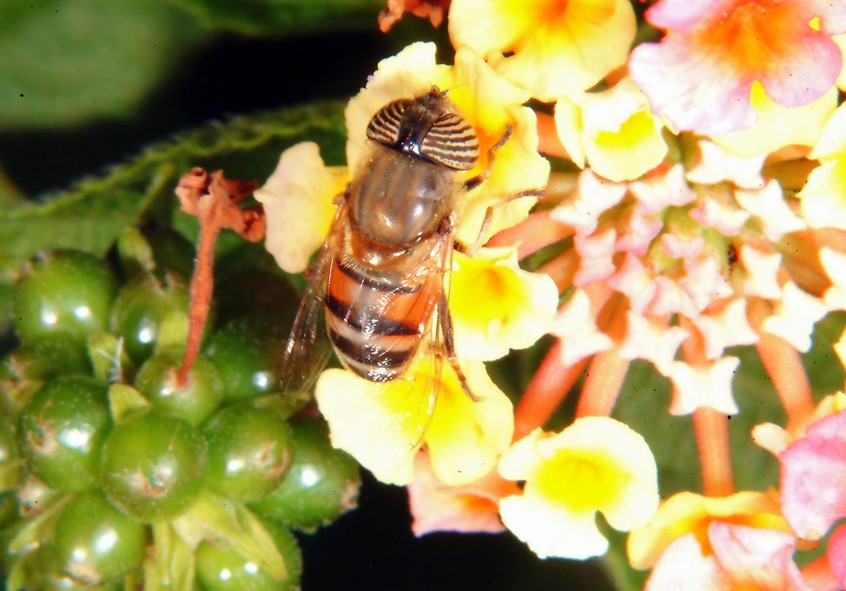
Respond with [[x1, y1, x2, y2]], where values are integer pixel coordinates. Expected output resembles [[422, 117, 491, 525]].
[[253, 142, 347, 273], [449, 0, 636, 101], [345, 41, 550, 247], [257, 42, 549, 274], [712, 82, 838, 158], [256, 42, 550, 489], [449, 247, 559, 361], [799, 101, 846, 229], [498, 418, 658, 559], [315, 356, 513, 487], [554, 77, 668, 182]]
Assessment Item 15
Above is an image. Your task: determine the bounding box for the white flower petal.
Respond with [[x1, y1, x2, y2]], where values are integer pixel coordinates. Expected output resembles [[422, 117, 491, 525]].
[[551, 289, 613, 367], [761, 283, 828, 352], [667, 357, 740, 416]]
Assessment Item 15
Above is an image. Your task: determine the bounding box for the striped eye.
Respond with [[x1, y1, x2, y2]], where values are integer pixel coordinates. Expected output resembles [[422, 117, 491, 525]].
[[366, 93, 480, 171], [366, 99, 411, 146], [420, 111, 479, 171]]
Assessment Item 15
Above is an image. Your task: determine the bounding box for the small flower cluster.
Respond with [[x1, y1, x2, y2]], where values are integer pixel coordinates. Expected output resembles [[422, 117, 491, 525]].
[[258, 0, 846, 588]]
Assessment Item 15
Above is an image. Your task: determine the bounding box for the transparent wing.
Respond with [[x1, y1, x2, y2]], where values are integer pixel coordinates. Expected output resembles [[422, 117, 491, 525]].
[[280, 200, 347, 396]]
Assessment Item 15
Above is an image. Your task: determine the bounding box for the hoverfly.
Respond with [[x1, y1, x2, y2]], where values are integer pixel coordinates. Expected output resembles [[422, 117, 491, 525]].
[[281, 86, 488, 401]]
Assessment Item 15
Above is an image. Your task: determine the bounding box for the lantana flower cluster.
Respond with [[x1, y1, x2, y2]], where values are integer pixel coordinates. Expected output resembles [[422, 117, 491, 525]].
[[256, 0, 846, 588]]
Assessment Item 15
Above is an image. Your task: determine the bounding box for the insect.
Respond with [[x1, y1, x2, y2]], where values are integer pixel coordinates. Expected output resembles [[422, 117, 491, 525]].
[[281, 86, 482, 397]]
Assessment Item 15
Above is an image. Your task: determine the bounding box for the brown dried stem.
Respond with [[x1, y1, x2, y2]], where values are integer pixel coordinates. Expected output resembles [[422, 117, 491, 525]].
[[174, 168, 264, 387]]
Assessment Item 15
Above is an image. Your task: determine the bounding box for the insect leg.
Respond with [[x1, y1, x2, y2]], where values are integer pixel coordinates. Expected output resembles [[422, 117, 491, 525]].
[[461, 124, 513, 192], [438, 291, 479, 402], [457, 188, 546, 256]]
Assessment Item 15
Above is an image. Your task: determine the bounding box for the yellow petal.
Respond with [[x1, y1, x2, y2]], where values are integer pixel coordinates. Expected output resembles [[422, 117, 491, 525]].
[[627, 491, 786, 569], [344, 42, 450, 174], [800, 160, 846, 229], [450, 0, 636, 100], [315, 357, 513, 487], [449, 247, 559, 361], [315, 368, 428, 485], [713, 82, 838, 158], [499, 418, 658, 559], [254, 142, 346, 273], [448, 50, 550, 246], [425, 359, 514, 486], [553, 97, 586, 168], [499, 494, 610, 559], [569, 79, 668, 182]]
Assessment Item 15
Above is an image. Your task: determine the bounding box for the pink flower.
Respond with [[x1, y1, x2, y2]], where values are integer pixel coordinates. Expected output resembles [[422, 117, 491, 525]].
[[780, 410, 846, 541], [645, 523, 811, 590], [406, 452, 517, 536], [629, 0, 846, 136], [629, 491, 810, 590], [779, 409, 846, 587]]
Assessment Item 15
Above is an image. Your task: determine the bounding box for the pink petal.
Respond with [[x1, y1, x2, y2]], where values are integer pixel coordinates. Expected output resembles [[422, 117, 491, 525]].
[[709, 522, 810, 590], [759, 32, 841, 108], [630, 38, 756, 135], [632, 0, 844, 134], [574, 229, 618, 286], [645, 0, 727, 30], [645, 533, 725, 591], [827, 523, 846, 588], [615, 205, 663, 256], [407, 453, 511, 536], [814, 0, 846, 34], [629, 164, 697, 214], [780, 410, 846, 539]]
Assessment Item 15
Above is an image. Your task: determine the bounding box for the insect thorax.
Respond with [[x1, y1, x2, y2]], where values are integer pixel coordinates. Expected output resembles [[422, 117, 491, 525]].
[[348, 143, 456, 248]]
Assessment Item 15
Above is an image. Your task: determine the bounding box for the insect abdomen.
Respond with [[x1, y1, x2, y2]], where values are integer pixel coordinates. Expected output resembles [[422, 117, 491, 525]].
[[324, 257, 438, 382]]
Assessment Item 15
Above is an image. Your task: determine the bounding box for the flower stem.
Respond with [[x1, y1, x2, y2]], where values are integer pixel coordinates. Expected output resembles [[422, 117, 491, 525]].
[[576, 349, 630, 418], [173, 168, 263, 387], [177, 220, 219, 387], [536, 112, 567, 159], [486, 210, 572, 260], [576, 301, 630, 417], [537, 250, 579, 292], [692, 407, 734, 497], [755, 331, 814, 431], [513, 341, 589, 440], [681, 318, 734, 496]]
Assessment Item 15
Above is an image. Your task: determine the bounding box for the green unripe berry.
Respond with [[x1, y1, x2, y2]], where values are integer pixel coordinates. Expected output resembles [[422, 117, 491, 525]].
[[12, 250, 118, 346]]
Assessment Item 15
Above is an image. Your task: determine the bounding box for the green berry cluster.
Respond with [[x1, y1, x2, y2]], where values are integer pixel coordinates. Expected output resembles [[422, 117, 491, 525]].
[[0, 229, 360, 590]]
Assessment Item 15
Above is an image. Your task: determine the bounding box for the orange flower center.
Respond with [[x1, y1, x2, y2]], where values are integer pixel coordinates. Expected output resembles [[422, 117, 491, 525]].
[[529, 0, 617, 28], [692, 0, 803, 78]]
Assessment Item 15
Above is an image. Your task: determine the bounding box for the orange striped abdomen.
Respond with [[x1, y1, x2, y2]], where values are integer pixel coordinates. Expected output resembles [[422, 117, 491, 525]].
[[324, 256, 440, 383]]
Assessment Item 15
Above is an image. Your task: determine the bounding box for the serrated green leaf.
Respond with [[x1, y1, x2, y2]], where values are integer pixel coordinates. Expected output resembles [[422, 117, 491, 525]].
[[0, 0, 208, 129], [171, 0, 385, 36], [171, 491, 287, 580], [0, 100, 347, 329]]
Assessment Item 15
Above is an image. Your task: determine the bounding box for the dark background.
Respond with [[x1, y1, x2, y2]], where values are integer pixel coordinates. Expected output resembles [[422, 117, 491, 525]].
[[0, 20, 615, 591]]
